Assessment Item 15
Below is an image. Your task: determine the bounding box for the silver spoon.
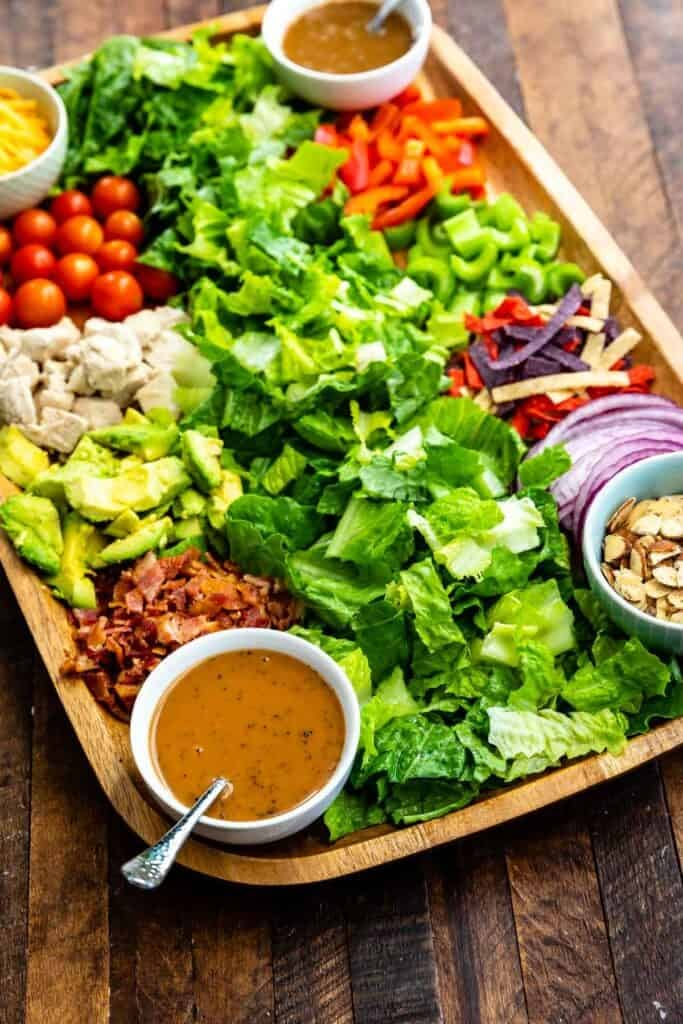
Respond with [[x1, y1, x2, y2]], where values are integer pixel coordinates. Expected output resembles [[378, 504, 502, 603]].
[[121, 777, 231, 890], [366, 0, 405, 34]]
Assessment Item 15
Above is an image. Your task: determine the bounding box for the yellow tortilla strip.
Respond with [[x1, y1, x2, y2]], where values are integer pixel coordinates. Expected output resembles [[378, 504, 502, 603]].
[[492, 370, 630, 404], [565, 314, 605, 332], [580, 274, 606, 298], [589, 277, 612, 321], [599, 327, 641, 370], [581, 332, 606, 369]]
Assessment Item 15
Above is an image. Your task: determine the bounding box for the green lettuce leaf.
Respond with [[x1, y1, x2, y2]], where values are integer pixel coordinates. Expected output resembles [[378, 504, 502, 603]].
[[518, 445, 571, 488], [392, 559, 464, 652]]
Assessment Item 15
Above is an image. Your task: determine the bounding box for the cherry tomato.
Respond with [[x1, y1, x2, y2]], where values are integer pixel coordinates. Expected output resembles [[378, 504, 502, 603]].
[[13, 279, 66, 328], [0, 288, 12, 325], [11, 244, 57, 283], [0, 226, 13, 267], [12, 208, 57, 248], [53, 253, 99, 302], [134, 263, 179, 302], [103, 209, 144, 246], [96, 239, 138, 273], [50, 189, 93, 223], [56, 215, 104, 256], [91, 271, 143, 321], [91, 176, 141, 219]]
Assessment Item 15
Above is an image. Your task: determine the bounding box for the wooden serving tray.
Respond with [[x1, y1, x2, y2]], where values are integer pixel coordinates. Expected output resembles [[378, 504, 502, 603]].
[[4, 5, 682, 885]]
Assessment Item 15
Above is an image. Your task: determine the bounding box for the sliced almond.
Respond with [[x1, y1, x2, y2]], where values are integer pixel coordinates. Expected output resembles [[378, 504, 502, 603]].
[[601, 563, 615, 586], [638, 534, 656, 550], [613, 570, 646, 603], [631, 513, 662, 536], [629, 545, 646, 579], [652, 565, 678, 588], [667, 591, 683, 611], [604, 534, 627, 564], [648, 540, 681, 565], [670, 611, 683, 624], [608, 498, 636, 532], [660, 516, 683, 539], [645, 579, 671, 600], [656, 597, 671, 619]]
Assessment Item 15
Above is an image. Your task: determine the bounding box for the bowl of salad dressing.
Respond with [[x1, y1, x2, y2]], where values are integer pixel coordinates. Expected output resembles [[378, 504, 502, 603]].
[[130, 629, 361, 844], [262, 0, 432, 110]]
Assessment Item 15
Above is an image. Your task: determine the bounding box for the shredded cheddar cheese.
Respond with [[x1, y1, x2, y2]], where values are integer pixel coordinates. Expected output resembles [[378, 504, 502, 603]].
[[0, 87, 52, 175]]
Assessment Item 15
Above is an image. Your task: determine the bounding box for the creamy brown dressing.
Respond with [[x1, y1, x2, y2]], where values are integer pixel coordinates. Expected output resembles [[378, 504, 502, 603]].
[[152, 649, 345, 821], [283, 2, 413, 75]]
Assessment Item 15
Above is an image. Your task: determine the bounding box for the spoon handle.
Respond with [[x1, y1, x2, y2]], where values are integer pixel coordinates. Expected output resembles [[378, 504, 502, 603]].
[[121, 777, 230, 890], [367, 0, 405, 34]]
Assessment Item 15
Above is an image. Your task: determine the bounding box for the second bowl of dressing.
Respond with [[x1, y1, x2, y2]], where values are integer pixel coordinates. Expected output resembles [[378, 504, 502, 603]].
[[130, 629, 361, 845]]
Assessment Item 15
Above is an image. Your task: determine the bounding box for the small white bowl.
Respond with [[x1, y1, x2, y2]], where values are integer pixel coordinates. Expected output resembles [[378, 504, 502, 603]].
[[0, 67, 68, 220], [262, 0, 432, 111], [130, 628, 361, 845]]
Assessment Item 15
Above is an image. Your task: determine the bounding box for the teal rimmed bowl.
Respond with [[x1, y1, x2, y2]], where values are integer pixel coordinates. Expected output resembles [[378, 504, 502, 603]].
[[582, 452, 683, 654]]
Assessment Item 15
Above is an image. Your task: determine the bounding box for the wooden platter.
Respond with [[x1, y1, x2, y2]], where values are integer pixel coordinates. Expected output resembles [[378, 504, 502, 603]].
[[3, 4, 682, 885]]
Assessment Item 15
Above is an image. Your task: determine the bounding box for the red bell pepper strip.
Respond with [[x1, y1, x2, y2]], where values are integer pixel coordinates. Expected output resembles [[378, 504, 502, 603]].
[[510, 408, 531, 437], [432, 116, 489, 136], [399, 116, 446, 157], [447, 367, 465, 394], [369, 103, 401, 139], [628, 365, 655, 386], [345, 185, 409, 216], [339, 138, 370, 193], [348, 114, 370, 141], [462, 352, 484, 390], [377, 129, 404, 162], [402, 98, 463, 122], [372, 185, 437, 229], [393, 83, 423, 107], [367, 159, 395, 188], [449, 166, 486, 192]]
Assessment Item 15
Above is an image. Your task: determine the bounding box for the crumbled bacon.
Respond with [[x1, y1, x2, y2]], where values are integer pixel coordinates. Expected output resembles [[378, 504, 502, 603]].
[[63, 548, 302, 720]]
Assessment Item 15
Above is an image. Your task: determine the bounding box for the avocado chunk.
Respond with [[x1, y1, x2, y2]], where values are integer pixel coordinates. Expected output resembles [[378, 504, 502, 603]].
[[146, 408, 177, 427], [104, 509, 142, 537], [172, 487, 207, 520], [173, 516, 204, 541], [65, 457, 190, 522], [0, 425, 50, 488], [181, 430, 223, 493], [123, 408, 149, 425], [0, 494, 63, 574], [29, 436, 120, 503], [88, 422, 179, 462], [48, 512, 105, 608], [94, 516, 173, 567], [206, 469, 243, 530]]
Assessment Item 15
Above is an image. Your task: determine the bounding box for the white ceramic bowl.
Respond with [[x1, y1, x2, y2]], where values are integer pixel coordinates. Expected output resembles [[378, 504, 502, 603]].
[[130, 628, 361, 845], [262, 0, 432, 111], [0, 67, 68, 221]]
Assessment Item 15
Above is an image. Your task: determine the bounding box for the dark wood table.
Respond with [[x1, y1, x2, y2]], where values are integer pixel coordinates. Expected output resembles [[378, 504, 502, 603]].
[[1, 2, 683, 1021]]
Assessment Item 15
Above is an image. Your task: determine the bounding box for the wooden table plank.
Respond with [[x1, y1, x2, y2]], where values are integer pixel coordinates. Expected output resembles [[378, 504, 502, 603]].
[[271, 887, 353, 1024], [427, 838, 528, 1023], [24, 668, 109, 1024], [589, 767, 683, 1023], [345, 862, 442, 1024], [505, 802, 622, 1024], [0, 583, 35, 1024]]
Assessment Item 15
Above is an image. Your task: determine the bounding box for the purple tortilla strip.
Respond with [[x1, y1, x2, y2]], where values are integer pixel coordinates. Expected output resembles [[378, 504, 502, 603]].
[[490, 284, 584, 369]]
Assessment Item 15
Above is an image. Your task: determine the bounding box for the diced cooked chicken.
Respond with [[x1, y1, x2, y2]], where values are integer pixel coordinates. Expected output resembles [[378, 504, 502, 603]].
[[82, 319, 139, 348], [0, 377, 37, 425], [36, 388, 75, 413], [145, 330, 196, 372], [66, 363, 93, 396], [0, 352, 40, 389], [124, 309, 165, 347], [19, 318, 80, 362], [136, 370, 179, 417], [73, 397, 123, 429], [25, 407, 88, 453], [108, 363, 152, 407], [0, 326, 21, 351], [153, 307, 189, 329], [81, 331, 143, 395]]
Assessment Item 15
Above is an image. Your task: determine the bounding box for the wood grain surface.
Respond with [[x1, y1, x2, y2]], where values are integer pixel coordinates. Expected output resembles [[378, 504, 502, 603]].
[[1, 1, 683, 1021]]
